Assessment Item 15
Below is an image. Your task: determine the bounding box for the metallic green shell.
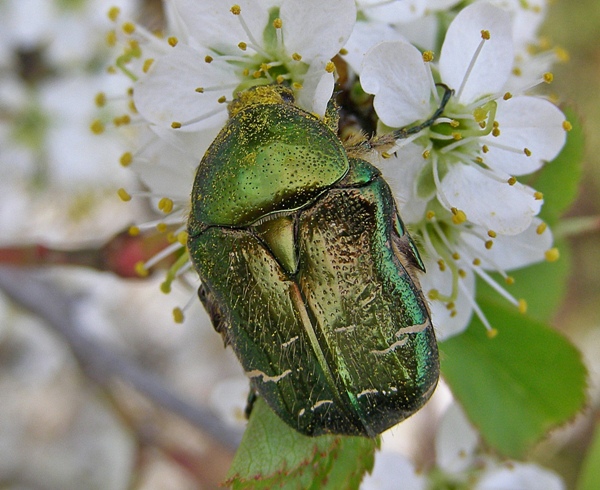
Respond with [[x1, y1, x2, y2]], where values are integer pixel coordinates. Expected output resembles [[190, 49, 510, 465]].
[[187, 87, 438, 437], [190, 100, 349, 228]]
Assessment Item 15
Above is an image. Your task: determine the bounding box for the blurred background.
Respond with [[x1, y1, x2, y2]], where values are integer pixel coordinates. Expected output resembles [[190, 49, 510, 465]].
[[0, 0, 598, 488]]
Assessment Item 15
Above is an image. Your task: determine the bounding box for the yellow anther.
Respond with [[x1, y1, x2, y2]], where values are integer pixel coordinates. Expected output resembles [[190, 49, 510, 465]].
[[505, 276, 515, 285], [166, 232, 176, 243], [426, 210, 435, 220], [135, 261, 149, 277], [95, 92, 107, 107], [107, 65, 117, 74], [160, 281, 172, 294], [339, 48, 348, 55], [253, 70, 262, 78], [482, 145, 489, 153], [127, 87, 134, 96], [276, 75, 285, 84], [428, 289, 439, 300], [487, 328, 498, 339], [543, 72, 553, 83], [158, 197, 174, 213], [122, 22, 135, 34], [117, 188, 132, 202], [450, 119, 460, 128], [128, 225, 140, 236], [475, 156, 484, 164], [451, 208, 467, 224], [230, 5, 241, 15], [555, 47, 569, 62], [218, 95, 227, 103], [450, 310, 457, 318], [422, 51, 434, 62], [156, 222, 168, 233], [536, 222, 547, 235], [503, 92, 512, 100], [168, 36, 178, 47], [273, 18, 282, 29], [260, 63, 270, 72], [472, 107, 487, 123], [437, 259, 446, 271], [173, 307, 185, 323], [171, 121, 182, 129], [90, 120, 105, 134], [242, 68, 250, 76], [485, 240, 493, 250], [562, 120, 572, 131], [292, 82, 303, 90], [205, 55, 213, 63], [507, 176, 517, 185], [108, 6, 120, 22], [481, 30, 490, 40], [534, 191, 544, 200], [487, 230, 497, 238], [142, 58, 154, 73], [113, 114, 131, 126], [492, 127, 500, 137], [512, 67, 522, 77], [472, 258, 481, 266], [524, 147, 532, 157], [120, 152, 133, 167], [195, 87, 205, 93], [325, 61, 336, 73], [446, 302, 455, 310], [177, 231, 189, 246], [518, 299, 528, 314], [381, 152, 391, 159], [422, 150, 430, 159], [452, 132, 462, 140], [458, 269, 467, 278], [545, 247, 560, 262], [106, 30, 117, 47], [451, 252, 460, 261], [238, 41, 247, 51], [292, 52, 302, 61]]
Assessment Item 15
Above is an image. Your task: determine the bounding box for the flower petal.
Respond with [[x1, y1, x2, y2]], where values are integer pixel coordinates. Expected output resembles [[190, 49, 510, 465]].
[[420, 255, 475, 340], [358, 0, 426, 24], [361, 451, 426, 490], [378, 145, 430, 224], [171, 0, 269, 54], [482, 96, 567, 176], [476, 462, 565, 490], [280, 0, 356, 61], [295, 59, 334, 116], [342, 21, 403, 74], [460, 218, 553, 271], [439, 2, 513, 103], [440, 164, 541, 235], [133, 44, 231, 131], [435, 404, 479, 474], [361, 41, 432, 127]]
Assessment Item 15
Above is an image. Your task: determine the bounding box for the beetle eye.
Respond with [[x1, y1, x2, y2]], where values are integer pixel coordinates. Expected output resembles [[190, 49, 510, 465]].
[[280, 90, 295, 104]]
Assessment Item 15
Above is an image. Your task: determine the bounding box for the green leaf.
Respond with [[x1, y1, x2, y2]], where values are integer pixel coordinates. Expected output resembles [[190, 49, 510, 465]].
[[578, 422, 600, 490], [528, 107, 585, 226], [226, 397, 378, 489], [477, 238, 571, 323], [440, 298, 587, 458]]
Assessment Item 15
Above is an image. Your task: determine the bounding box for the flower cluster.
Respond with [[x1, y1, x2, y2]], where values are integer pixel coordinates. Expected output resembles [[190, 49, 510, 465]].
[[101, 0, 569, 339]]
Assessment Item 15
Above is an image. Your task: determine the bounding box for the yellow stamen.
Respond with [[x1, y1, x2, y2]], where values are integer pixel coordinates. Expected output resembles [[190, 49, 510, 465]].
[[117, 188, 132, 201], [545, 248, 560, 262]]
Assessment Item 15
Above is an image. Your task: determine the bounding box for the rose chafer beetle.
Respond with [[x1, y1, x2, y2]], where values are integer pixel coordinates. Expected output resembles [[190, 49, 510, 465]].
[[187, 84, 450, 437]]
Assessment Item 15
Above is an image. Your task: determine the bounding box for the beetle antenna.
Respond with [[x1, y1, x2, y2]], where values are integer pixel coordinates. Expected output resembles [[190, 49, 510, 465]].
[[391, 84, 453, 139]]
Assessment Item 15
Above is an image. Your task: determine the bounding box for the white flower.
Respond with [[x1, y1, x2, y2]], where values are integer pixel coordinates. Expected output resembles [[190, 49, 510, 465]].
[[362, 403, 565, 489], [358, 2, 567, 337], [133, 0, 356, 131]]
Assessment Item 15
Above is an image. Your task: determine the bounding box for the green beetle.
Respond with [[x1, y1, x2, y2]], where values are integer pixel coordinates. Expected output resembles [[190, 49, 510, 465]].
[[187, 84, 443, 437]]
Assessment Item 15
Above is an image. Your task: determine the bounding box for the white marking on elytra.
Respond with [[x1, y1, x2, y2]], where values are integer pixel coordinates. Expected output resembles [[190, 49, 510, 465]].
[[357, 388, 379, 398], [246, 368, 292, 383], [281, 336, 299, 348], [311, 400, 334, 411], [370, 338, 409, 356], [395, 321, 429, 337], [298, 408, 306, 417]]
